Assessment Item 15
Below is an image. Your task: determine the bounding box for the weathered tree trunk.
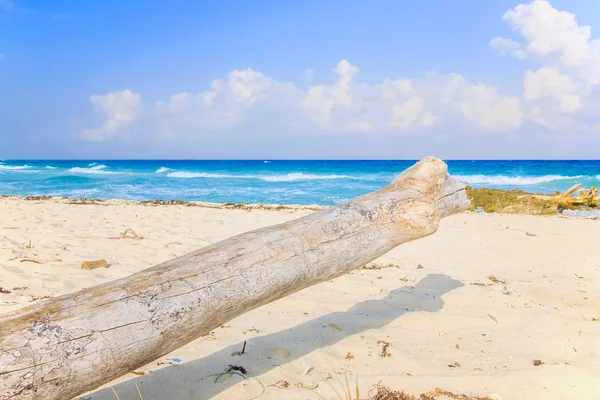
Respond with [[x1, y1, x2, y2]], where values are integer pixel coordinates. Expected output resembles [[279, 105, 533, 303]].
[[0, 157, 468, 400]]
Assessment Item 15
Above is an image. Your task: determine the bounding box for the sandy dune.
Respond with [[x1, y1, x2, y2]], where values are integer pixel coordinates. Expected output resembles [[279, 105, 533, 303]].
[[1, 198, 599, 399]]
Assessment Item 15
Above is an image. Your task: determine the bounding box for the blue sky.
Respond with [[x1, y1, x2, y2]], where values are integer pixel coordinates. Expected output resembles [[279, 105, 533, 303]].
[[1, 0, 600, 159]]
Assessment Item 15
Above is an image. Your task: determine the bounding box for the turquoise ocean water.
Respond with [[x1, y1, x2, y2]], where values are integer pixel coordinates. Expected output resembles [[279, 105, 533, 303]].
[[1, 160, 599, 206]]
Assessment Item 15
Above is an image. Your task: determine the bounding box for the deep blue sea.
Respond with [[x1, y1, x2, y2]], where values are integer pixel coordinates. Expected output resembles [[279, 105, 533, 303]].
[[1, 160, 599, 206]]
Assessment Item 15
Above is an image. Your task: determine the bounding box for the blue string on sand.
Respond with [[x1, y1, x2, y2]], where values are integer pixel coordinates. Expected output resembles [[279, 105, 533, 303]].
[[214, 370, 247, 383]]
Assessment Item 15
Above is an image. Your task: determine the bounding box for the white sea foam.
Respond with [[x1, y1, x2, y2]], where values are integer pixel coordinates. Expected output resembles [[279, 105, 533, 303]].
[[0, 164, 32, 170], [454, 174, 583, 185], [67, 165, 122, 175], [156, 167, 171, 173], [261, 173, 360, 182], [166, 171, 362, 181]]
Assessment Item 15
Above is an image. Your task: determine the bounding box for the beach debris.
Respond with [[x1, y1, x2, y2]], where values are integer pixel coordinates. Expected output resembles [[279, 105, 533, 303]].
[[370, 385, 495, 400], [295, 382, 318, 390], [488, 394, 503, 400], [24, 195, 53, 201], [81, 260, 109, 270], [303, 365, 314, 376], [359, 263, 399, 270], [378, 341, 392, 358], [199, 331, 216, 342], [20, 259, 41, 264], [533, 359, 544, 366], [417, 264, 424, 269], [345, 352, 355, 360], [243, 327, 261, 334], [269, 380, 290, 389], [129, 370, 145, 376], [526, 184, 599, 209], [29, 295, 52, 302], [488, 276, 507, 285], [448, 361, 461, 368], [582, 314, 599, 321], [525, 232, 537, 237], [0, 287, 11, 294], [488, 314, 498, 324], [467, 187, 558, 215], [328, 322, 343, 332], [141, 199, 187, 206], [156, 359, 180, 367], [110, 228, 143, 240], [214, 365, 248, 383], [472, 276, 507, 287], [455, 344, 460, 350], [166, 357, 182, 363], [232, 341, 247, 356], [139, 198, 323, 212]]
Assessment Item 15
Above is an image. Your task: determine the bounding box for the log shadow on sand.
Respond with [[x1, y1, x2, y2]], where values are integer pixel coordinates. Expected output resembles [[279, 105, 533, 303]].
[[85, 273, 463, 400]]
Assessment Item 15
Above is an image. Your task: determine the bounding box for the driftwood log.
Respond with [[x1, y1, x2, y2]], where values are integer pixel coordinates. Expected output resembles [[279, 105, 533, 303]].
[[0, 157, 469, 400]]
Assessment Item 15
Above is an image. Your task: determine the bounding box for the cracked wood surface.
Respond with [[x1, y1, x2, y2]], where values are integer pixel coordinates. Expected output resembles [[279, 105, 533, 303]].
[[0, 157, 469, 400]]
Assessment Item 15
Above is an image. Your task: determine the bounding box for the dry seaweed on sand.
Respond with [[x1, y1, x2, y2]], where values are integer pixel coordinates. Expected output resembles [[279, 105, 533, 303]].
[[109, 228, 143, 240], [24, 195, 53, 201], [467, 184, 600, 215], [377, 341, 391, 358], [369, 385, 496, 400], [20, 258, 42, 264], [359, 263, 400, 270], [466, 187, 558, 215]]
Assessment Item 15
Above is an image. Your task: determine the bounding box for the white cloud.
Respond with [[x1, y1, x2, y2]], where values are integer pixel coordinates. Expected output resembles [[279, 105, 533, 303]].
[[82, 90, 142, 141], [495, 0, 600, 84], [524, 67, 580, 112], [448, 75, 524, 131], [85, 61, 524, 141], [82, 1, 600, 144], [489, 36, 524, 58]]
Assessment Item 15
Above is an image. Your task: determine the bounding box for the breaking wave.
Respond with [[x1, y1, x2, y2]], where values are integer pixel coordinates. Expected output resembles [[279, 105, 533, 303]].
[[166, 171, 362, 181], [66, 165, 123, 175], [0, 164, 32, 170], [454, 174, 584, 185]]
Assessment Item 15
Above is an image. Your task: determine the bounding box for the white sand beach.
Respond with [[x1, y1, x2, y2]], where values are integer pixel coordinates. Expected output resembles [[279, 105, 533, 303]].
[[1, 198, 599, 400]]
